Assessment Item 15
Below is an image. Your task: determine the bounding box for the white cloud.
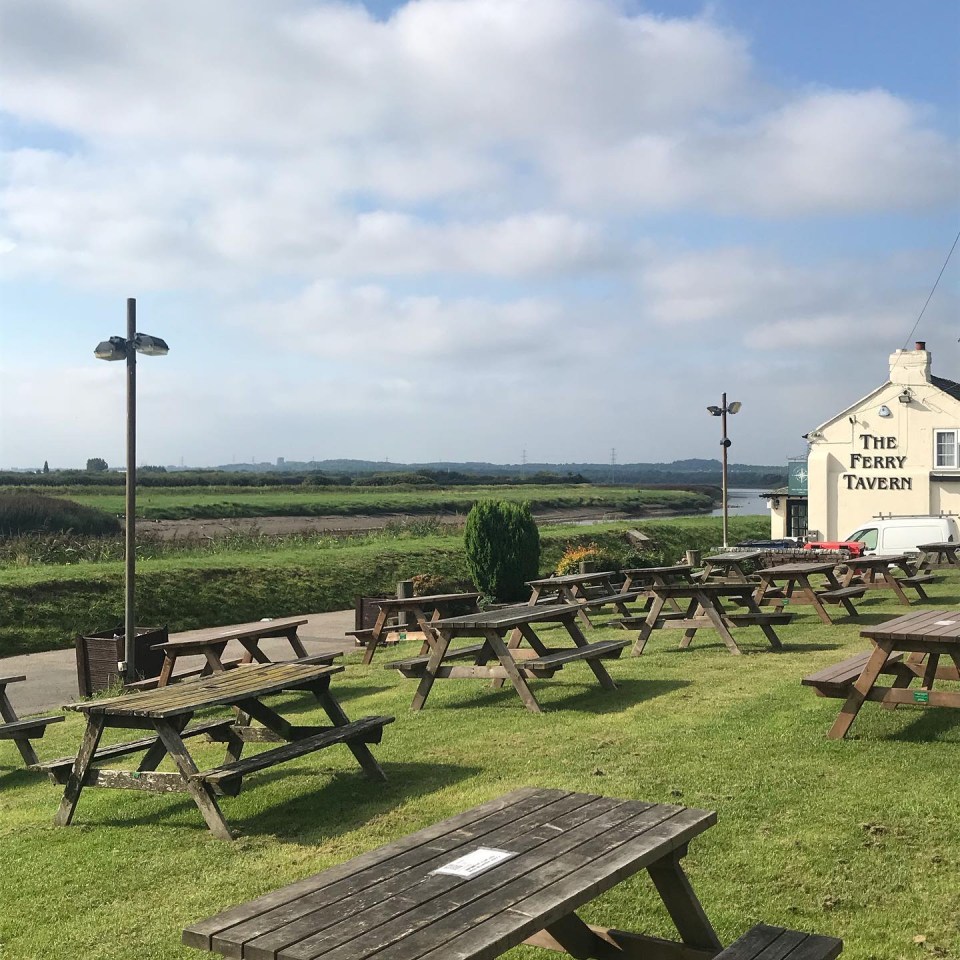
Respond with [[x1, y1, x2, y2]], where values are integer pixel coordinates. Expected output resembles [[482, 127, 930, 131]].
[[0, 0, 957, 467]]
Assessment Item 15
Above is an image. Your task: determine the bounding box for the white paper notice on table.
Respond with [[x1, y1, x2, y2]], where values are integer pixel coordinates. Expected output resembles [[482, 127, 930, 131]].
[[431, 847, 516, 878], [934, 620, 957, 626]]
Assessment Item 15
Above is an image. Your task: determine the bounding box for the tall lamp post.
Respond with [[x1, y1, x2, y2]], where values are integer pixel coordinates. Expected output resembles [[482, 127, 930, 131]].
[[706, 393, 742, 549], [94, 298, 169, 681]]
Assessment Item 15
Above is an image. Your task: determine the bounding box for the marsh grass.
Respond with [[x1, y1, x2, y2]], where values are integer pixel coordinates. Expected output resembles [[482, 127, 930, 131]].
[[1, 570, 958, 958]]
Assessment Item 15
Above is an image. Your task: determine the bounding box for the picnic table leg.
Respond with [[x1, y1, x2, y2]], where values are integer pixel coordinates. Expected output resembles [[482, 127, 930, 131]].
[[884, 572, 912, 606], [0, 690, 43, 766], [54, 714, 105, 827], [697, 598, 742, 655], [238, 637, 271, 664], [483, 629, 543, 714], [647, 847, 723, 952], [565, 586, 595, 629], [153, 718, 234, 841], [808, 574, 839, 624], [632, 594, 666, 656], [156, 652, 177, 688], [411, 630, 452, 711], [417, 607, 440, 656], [741, 594, 783, 650], [563, 617, 617, 691], [285, 627, 309, 658], [362, 608, 390, 666], [677, 596, 702, 650], [827, 640, 895, 740], [312, 683, 388, 782]]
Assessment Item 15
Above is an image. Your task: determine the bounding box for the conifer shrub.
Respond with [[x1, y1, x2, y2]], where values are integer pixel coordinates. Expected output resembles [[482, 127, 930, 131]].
[[463, 500, 540, 601]]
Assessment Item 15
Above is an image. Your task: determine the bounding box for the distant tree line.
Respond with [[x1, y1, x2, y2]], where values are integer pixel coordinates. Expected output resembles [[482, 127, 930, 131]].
[[1, 456, 785, 489]]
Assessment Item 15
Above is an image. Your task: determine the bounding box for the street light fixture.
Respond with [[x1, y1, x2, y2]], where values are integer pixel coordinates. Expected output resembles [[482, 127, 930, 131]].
[[707, 393, 741, 549], [94, 298, 169, 681]]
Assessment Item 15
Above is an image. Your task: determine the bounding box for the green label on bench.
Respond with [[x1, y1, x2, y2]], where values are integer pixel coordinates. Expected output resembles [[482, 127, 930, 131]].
[[914, 691, 930, 704]]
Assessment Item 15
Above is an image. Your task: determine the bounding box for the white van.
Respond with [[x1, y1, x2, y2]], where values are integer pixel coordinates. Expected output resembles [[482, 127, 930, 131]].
[[843, 515, 959, 557]]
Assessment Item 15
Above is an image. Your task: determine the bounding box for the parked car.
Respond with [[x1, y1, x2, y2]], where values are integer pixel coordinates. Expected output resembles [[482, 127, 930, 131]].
[[806, 515, 959, 557]]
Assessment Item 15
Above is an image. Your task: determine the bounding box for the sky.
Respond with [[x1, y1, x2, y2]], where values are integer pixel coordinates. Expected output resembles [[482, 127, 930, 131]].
[[0, 0, 958, 470]]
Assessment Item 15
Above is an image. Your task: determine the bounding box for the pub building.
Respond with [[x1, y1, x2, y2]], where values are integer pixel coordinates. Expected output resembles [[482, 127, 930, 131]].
[[766, 342, 960, 541]]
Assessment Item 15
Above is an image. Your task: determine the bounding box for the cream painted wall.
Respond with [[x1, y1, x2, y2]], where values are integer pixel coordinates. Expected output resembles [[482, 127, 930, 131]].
[[804, 348, 960, 540]]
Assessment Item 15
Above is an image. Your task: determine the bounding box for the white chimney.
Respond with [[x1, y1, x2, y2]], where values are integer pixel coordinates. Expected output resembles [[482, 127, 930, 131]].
[[888, 341, 931, 386]]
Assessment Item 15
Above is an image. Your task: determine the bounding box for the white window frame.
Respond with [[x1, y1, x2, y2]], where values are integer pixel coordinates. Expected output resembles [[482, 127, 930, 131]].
[[934, 429, 959, 469]]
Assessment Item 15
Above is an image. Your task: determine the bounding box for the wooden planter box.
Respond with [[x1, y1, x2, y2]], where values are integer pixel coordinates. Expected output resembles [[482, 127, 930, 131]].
[[75, 625, 168, 696]]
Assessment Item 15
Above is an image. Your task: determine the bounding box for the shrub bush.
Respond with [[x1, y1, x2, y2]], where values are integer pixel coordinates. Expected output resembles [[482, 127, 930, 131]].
[[463, 500, 540, 601]]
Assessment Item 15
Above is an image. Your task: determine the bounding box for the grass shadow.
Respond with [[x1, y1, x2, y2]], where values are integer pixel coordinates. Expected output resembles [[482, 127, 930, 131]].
[[436, 677, 689, 714], [541, 677, 691, 714], [92, 759, 480, 841], [882, 706, 960, 743], [240, 760, 482, 843]]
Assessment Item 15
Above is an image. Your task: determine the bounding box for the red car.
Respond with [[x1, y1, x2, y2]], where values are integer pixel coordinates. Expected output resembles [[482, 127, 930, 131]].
[[803, 540, 863, 557]]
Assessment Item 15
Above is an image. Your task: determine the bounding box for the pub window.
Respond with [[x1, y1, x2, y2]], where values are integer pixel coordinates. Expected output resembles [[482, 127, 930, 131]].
[[935, 429, 959, 468]]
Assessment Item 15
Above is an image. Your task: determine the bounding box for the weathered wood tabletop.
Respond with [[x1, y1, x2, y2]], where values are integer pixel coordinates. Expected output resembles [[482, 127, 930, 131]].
[[144, 616, 317, 688], [387, 603, 629, 713], [183, 786, 722, 960], [45, 662, 393, 840], [820, 609, 960, 739], [698, 551, 762, 583], [623, 582, 791, 656], [359, 593, 481, 664]]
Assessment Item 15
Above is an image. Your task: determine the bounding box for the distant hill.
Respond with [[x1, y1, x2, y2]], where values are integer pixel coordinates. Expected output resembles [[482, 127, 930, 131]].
[[212, 458, 786, 488]]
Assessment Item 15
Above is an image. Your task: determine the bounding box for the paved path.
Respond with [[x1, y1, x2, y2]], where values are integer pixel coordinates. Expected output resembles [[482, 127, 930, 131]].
[[0, 610, 357, 715]]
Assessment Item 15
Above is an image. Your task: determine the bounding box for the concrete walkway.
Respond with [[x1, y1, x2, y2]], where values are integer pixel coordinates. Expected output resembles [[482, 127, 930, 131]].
[[0, 609, 357, 715]]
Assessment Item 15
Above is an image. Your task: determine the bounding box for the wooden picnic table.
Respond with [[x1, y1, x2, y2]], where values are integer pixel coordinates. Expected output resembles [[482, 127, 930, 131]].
[[622, 582, 792, 656], [358, 592, 482, 664], [803, 609, 960, 739], [916, 541, 960, 569], [183, 786, 723, 960], [620, 564, 696, 591], [387, 604, 629, 714], [526, 570, 631, 627], [839, 553, 927, 605], [0, 675, 63, 768], [142, 616, 326, 689], [39, 662, 393, 840], [698, 551, 763, 583], [752, 561, 861, 625]]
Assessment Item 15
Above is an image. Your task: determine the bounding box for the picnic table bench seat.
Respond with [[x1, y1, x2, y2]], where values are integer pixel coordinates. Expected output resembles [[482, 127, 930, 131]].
[[192, 715, 395, 796], [817, 585, 868, 602], [896, 572, 937, 599], [801, 650, 904, 698], [717, 924, 842, 959], [31, 717, 239, 783], [0, 714, 64, 739], [387, 638, 630, 679], [575, 588, 647, 610], [523, 638, 631, 673], [0, 674, 65, 768], [387, 643, 490, 677]]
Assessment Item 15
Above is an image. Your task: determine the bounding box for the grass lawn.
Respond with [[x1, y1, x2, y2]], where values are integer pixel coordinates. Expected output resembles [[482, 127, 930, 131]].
[[31, 484, 710, 521], [2, 571, 959, 959]]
